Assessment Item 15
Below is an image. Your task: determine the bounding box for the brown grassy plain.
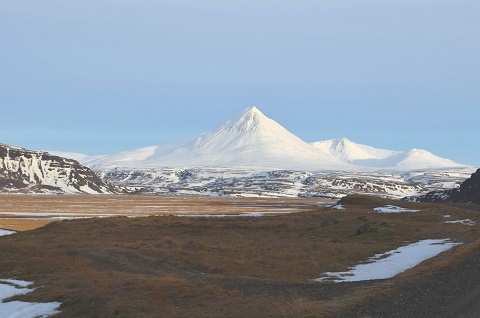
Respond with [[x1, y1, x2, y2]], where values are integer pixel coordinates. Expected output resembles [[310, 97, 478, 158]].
[[0, 194, 479, 317]]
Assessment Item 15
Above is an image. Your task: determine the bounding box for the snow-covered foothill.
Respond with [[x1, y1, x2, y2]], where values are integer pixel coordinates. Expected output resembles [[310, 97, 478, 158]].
[[374, 205, 420, 213], [312, 138, 465, 170], [45, 151, 107, 165], [314, 239, 460, 282], [99, 166, 474, 199], [0, 279, 61, 318]]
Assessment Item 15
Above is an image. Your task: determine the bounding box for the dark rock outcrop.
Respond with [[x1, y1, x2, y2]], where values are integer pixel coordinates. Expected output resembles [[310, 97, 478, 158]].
[[449, 168, 480, 204], [405, 168, 480, 204]]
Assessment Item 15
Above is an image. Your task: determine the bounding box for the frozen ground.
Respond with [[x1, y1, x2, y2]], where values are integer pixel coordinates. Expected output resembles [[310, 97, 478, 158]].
[[314, 239, 460, 282], [0, 279, 60, 318]]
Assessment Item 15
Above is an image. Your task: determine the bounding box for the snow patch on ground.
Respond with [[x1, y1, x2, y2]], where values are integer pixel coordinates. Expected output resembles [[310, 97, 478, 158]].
[[0, 279, 61, 318], [374, 205, 420, 213], [331, 204, 346, 210], [0, 229, 16, 236], [445, 219, 476, 226], [314, 239, 460, 282]]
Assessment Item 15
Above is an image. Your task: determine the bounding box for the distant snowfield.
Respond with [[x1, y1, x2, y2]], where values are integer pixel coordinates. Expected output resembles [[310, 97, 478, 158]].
[[374, 205, 420, 213], [314, 239, 460, 282], [0, 279, 61, 318]]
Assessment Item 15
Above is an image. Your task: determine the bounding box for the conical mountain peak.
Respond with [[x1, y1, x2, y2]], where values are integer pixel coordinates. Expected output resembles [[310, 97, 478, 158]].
[[219, 106, 271, 133], [246, 105, 260, 113]]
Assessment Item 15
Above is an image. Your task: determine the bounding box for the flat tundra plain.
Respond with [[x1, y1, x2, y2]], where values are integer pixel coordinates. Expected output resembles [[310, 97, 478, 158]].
[[0, 195, 329, 231], [1, 194, 480, 317]]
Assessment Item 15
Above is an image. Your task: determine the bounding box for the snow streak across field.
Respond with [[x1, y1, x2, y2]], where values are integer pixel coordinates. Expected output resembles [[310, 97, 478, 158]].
[[314, 239, 460, 282], [373, 205, 420, 213]]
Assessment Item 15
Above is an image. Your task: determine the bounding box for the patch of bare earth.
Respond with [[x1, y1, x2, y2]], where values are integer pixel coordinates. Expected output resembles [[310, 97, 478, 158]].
[[0, 194, 478, 317]]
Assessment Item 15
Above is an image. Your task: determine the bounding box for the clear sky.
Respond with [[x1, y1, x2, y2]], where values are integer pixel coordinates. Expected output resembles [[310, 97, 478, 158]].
[[1, 0, 479, 166]]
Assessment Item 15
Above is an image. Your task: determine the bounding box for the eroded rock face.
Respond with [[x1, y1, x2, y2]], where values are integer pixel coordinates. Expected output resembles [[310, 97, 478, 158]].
[[0, 144, 117, 194]]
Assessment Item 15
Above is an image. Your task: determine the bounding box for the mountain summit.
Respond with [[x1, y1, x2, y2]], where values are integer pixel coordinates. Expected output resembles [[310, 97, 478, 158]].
[[89, 107, 466, 171], [221, 106, 266, 133]]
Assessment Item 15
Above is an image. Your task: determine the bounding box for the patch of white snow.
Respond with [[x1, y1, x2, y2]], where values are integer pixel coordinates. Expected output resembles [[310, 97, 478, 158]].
[[314, 239, 460, 282], [373, 205, 420, 213], [0, 229, 16, 236], [0, 279, 61, 318], [445, 219, 476, 226]]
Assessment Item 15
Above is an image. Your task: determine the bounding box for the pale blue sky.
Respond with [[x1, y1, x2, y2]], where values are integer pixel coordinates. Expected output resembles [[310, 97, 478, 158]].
[[1, 0, 479, 166]]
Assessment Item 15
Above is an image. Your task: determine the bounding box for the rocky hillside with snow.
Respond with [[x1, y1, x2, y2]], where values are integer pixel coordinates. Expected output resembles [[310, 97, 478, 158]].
[[0, 143, 117, 194], [98, 166, 474, 199], [410, 169, 480, 204]]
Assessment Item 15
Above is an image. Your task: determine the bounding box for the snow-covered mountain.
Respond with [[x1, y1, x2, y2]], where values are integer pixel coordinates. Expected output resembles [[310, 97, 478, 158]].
[[46, 106, 470, 199], [0, 143, 117, 194], [312, 138, 464, 170], [47, 151, 107, 166], [91, 106, 353, 170], [90, 106, 465, 171]]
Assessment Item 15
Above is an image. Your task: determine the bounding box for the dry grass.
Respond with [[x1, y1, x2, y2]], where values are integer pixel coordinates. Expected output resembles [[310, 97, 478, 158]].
[[0, 194, 478, 317]]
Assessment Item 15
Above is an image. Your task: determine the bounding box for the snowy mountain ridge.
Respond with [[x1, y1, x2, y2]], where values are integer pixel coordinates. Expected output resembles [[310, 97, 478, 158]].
[[312, 138, 462, 170], [87, 106, 466, 171]]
